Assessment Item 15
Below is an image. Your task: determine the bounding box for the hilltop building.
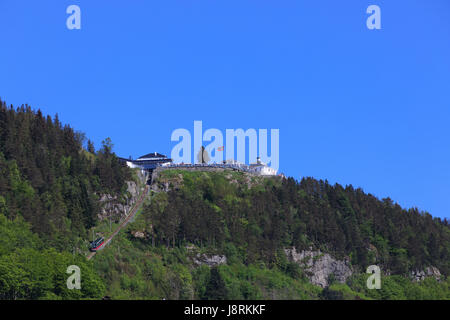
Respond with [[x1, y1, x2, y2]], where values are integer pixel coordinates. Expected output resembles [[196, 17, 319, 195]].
[[119, 153, 277, 176], [248, 157, 277, 176], [118, 152, 172, 171], [223, 159, 246, 169]]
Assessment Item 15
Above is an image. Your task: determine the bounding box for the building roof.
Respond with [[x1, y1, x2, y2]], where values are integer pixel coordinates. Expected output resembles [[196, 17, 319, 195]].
[[137, 152, 168, 160]]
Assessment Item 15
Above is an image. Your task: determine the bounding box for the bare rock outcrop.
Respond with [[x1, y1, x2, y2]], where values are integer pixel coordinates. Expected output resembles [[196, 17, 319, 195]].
[[150, 170, 184, 192], [411, 266, 441, 282], [131, 230, 147, 239], [284, 247, 353, 288], [98, 177, 144, 222], [193, 253, 227, 267]]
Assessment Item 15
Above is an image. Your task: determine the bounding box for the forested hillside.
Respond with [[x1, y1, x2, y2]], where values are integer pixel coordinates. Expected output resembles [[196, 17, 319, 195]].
[[0, 100, 130, 299], [144, 170, 450, 276], [0, 99, 130, 243], [91, 170, 450, 300], [0, 100, 449, 300]]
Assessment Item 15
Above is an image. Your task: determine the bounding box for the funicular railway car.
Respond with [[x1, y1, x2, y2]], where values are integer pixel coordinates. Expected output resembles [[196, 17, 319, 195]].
[[89, 237, 105, 252]]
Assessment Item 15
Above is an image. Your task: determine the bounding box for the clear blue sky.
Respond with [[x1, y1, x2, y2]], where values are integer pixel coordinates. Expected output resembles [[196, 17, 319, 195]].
[[1, 1, 449, 219]]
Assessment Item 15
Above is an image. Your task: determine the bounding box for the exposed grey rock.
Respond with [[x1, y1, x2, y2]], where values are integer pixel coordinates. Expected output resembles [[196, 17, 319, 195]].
[[98, 179, 141, 222], [284, 247, 353, 288], [150, 170, 184, 192], [411, 266, 441, 282], [193, 254, 227, 267], [131, 230, 146, 239], [127, 181, 139, 200]]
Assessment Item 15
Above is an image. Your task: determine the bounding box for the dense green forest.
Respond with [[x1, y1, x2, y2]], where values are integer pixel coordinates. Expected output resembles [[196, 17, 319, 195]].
[[0, 100, 130, 242], [93, 170, 450, 300], [144, 170, 450, 275], [0, 100, 130, 299], [0, 100, 449, 299]]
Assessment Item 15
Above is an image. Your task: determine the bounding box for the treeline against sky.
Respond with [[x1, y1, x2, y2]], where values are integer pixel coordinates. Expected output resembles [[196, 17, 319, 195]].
[[0, 99, 130, 246], [144, 171, 450, 276], [0, 99, 134, 299]]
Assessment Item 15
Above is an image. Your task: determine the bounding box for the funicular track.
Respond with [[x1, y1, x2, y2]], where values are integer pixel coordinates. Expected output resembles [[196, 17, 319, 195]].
[[87, 185, 149, 260]]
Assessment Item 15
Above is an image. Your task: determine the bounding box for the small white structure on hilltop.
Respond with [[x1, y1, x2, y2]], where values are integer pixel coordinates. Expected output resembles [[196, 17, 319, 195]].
[[249, 157, 277, 176], [224, 159, 246, 168]]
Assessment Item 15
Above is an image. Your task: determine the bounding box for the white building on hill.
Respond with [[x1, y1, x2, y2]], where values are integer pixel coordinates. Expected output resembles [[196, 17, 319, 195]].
[[118, 152, 172, 171], [248, 157, 277, 176]]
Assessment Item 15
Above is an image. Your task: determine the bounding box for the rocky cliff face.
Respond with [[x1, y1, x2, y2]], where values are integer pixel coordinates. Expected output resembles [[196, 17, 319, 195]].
[[183, 245, 228, 268], [284, 247, 353, 288], [150, 170, 184, 193], [98, 169, 148, 222], [193, 253, 227, 267], [411, 266, 441, 282]]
